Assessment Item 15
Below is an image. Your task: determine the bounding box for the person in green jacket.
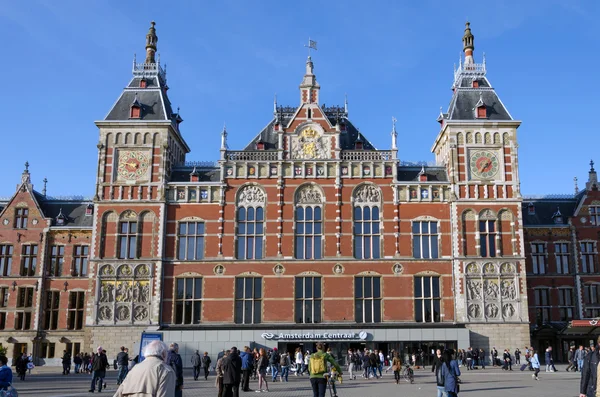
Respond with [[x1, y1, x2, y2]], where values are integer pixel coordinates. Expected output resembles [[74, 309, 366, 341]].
[[309, 343, 343, 397]]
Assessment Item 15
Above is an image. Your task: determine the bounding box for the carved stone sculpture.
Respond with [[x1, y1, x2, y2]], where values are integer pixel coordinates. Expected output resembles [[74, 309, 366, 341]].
[[483, 263, 496, 274], [466, 263, 479, 274], [354, 185, 381, 203], [296, 186, 323, 204], [485, 303, 499, 318], [468, 303, 481, 318], [116, 281, 133, 302], [483, 279, 499, 299], [466, 279, 482, 300], [98, 306, 112, 321], [238, 185, 265, 205], [501, 279, 517, 300], [502, 303, 515, 318], [100, 282, 114, 303], [134, 305, 148, 321], [500, 263, 515, 274], [116, 305, 130, 321]]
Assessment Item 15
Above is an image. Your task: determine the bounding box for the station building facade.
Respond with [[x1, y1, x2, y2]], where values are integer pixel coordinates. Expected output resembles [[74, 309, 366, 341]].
[[2, 21, 590, 366]]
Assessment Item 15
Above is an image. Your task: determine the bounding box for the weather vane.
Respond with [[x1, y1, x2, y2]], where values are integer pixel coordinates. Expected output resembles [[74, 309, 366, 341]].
[[304, 38, 317, 56]]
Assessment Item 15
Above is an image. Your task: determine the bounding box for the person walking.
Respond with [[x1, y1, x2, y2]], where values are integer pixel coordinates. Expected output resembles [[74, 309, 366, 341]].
[[74, 353, 83, 374], [575, 345, 585, 372], [514, 348, 521, 365], [222, 346, 242, 397], [431, 348, 443, 374], [240, 346, 253, 392], [369, 350, 379, 379], [392, 352, 402, 385], [492, 347, 499, 367], [269, 348, 280, 382], [167, 343, 184, 397], [62, 350, 72, 375], [215, 350, 229, 397], [201, 351, 212, 381], [530, 349, 541, 381], [280, 351, 290, 382], [89, 346, 109, 393], [295, 348, 303, 376], [116, 346, 130, 385], [479, 348, 486, 369], [191, 350, 201, 381], [503, 349, 513, 371], [347, 349, 356, 380], [441, 350, 461, 397], [113, 340, 175, 397], [361, 350, 370, 378], [566, 346, 577, 372], [580, 339, 600, 397], [256, 348, 270, 393], [378, 350, 385, 377], [545, 347, 554, 372], [465, 348, 473, 371], [309, 342, 342, 397], [27, 353, 33, 374], [0, 355, 12, 392]]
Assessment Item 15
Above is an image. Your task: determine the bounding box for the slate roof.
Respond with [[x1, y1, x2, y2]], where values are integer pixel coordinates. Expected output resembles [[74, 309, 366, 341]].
[[31, 191, 93, 227], [242, 106, 376, 151], [522, 197, 578, 226], [170, 167, 221, 183], [446, 76, 512, 121], [396, 167, 449, 182]]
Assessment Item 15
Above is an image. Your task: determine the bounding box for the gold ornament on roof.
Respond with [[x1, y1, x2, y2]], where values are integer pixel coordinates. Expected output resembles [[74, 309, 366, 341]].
[[302, 128, 318, 139]]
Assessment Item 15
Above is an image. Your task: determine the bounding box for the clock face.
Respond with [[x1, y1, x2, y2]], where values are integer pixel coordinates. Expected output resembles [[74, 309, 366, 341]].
[[117, 151, 150, 181], [470, 150, 500, 180]]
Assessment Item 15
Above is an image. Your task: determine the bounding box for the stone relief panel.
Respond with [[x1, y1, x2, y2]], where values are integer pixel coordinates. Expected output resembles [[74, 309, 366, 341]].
[[291, 127, 330, 160], [353, 184, 381, 204], [465, 261, 520, 322], [295, 185, 323, 204], [96, 263, 152, 324], [237, 185, 266, 206]]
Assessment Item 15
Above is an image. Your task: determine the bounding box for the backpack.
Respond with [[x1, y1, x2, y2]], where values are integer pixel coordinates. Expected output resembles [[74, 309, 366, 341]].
[[309, 353, 327, 374], [351, 354, 358, 364]]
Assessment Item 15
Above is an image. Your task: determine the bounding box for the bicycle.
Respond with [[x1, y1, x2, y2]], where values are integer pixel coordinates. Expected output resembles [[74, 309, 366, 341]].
[[402, 364, 414, 384]]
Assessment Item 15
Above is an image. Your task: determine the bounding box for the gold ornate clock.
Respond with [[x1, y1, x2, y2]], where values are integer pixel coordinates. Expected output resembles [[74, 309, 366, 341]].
[[470, 150, 500, 180], [117, 151, 150, 181]]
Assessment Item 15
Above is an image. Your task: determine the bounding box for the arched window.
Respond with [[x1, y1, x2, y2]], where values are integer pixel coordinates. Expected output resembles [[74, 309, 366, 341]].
[[295, 185, 323, 260], [236, 185, 266, 260], [353, 184, 381, 260]]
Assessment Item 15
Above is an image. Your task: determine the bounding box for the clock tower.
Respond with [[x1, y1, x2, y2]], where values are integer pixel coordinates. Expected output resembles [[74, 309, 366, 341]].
[[432, 23, 529, 350], [88, 22, 189, 346]]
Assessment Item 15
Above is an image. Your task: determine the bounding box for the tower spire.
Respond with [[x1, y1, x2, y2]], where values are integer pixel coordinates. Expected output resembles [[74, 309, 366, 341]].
[[587, 159, 598, 191], [462, 21, 475, 65], [145, 21, 158, 64]]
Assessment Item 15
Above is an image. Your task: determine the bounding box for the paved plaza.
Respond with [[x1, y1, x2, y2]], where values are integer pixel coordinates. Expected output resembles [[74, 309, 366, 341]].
[[8, 366, 583, 397]]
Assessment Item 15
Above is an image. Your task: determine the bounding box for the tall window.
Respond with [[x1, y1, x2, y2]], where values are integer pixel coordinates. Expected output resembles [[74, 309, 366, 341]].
[[177, 222, 205, 260], [67, 291, 85, 330], [40, 342, 56, 359], [555, 243, 570, 274], [118, 221, 137, 259], [44, 291, 60, 330], [534, 288, 551, 325], [415, 276, 441, 323], [0, 287, 7, 330], [0, 245, 12, 276], [174, 277, 203, 324], [295, 276, 322, 323], [590, 206, 600, 226], [479, 220, 496, 257], [558, 288, 574, 321], [531, 243, 547, 274], [234, 277, 262, 324], [355, 276, 382, 323], [48, 245, 64, 276], [584, 284, 600, 305], [353, 206, 381, 259], [14, 208, 28, 229], [66, 342, 81, 357], [581, 242, 596, 273], [73, 246, 89, 277], [412, 221, 439, 259], [295, 207, 323, 259], [20, 245, 38, 276], [15, 287, 34, 330], [236, 207, 264, 260]]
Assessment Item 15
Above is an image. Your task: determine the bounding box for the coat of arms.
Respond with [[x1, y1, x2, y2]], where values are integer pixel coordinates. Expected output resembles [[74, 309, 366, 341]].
[[292, 127, 328, 159]]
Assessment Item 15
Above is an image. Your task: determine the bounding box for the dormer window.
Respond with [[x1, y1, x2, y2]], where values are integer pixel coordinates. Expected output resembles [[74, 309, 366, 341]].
[[552, 207, 563, 224], [307, 108, 312, 119], [130, 104, 141, 119], [527, 202, 535, 215], [56, 208, 66, 226], [476, 105, 486, 118], [256, 141, 266, 150], [85, 204, 93, 217], [355, 141, 363, 150], [139, 78, 147, 88], [418, 166, 427, 182], [472, 80, 479, 88]]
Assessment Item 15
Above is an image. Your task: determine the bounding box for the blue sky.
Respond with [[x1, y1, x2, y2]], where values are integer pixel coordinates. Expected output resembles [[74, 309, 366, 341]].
[[0, 0, 597, 197]]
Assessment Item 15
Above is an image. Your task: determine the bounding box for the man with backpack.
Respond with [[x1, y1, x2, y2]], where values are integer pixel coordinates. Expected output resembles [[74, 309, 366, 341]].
[[269, 348, 280, 382], [88, 346, 109, 393], [280, 351, 291, 382], [167, 343, 184, 397], [309, 343, 342, 397]]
